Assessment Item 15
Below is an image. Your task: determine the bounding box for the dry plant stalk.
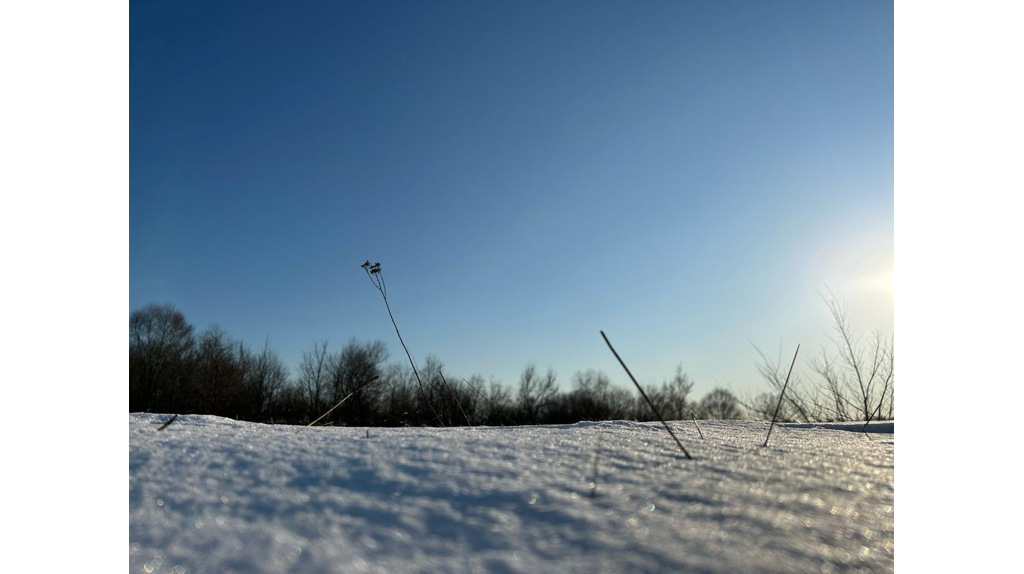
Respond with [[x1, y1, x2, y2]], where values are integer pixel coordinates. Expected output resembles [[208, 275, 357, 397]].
[[298, 375, 379, 433], [361, 261, 444, 425], [601, 330, 693, 460], [461, 377, 518, 427], [438, 370, 472, 426], [691, 412, 705, 440], [763, 345, 800, 447], [157, 414, 178, 431]]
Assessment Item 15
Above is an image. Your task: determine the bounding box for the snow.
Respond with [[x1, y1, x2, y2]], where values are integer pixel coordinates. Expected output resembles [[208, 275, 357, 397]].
[[782, 421, 895, 434], [129, 414, 894, 573]]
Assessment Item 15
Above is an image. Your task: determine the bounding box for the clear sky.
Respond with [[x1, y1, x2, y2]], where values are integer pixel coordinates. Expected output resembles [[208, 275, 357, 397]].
[[130, 0, 893, 397]]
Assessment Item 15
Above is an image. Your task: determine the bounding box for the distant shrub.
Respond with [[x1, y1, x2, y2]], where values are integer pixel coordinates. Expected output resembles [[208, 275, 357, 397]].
[[697, 388, 743, 420]]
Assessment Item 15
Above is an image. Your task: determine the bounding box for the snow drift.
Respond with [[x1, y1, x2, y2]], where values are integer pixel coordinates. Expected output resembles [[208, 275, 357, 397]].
[[782, 421, 894, 433], [129, 414, 894, 573]]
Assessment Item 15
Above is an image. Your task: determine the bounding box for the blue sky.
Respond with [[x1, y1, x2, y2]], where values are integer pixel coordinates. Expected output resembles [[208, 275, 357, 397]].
[[131, 0, 893, 397]]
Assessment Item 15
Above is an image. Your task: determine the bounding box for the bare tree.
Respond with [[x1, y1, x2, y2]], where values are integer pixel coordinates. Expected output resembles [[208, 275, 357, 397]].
[[753, 343, 823, 422], [241, 338, 289, 420], [421, 355, 451, 423], [378, 363, 417, 425], [884, 344, 894, 420], [517, 364, 559, 424], [460, 374, 517, 426], [326, 339, 388, 424], [297, 340, 330, 418], [192, 325, 246, 416], [129, 303, 196, 412], [806, 345, 850, 421], [485, 378, 516, 425], [635, 365, 694, 422], [267, 382, 308, 423], [569, 369, 632, 421], [808, 290, 894, 421], [742, 391, 797, 422], [660, 365, 695, 420], [697, 387, 743, 420]]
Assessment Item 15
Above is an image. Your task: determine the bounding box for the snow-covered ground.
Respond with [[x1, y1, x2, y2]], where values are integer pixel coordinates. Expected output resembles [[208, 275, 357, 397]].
[[782, 421, 895, 434], [129, 414, 894, 573]]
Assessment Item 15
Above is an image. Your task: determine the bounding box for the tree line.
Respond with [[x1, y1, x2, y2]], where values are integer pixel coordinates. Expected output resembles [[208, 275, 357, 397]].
[[131, 293, 891, 426], [129, 303, 744, 426]]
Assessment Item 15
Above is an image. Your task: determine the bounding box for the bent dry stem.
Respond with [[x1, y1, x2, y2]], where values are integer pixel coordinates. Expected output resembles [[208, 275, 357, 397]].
[[763, 344, 800, 447], [601, 330, 693, 460], [438, 370, 472, 426], [299, 376, 379, 433], [461, 377, 518, 427], [157, 414, 178, 431], [691, 413, 705, 440], [361, 261, 444, 426]]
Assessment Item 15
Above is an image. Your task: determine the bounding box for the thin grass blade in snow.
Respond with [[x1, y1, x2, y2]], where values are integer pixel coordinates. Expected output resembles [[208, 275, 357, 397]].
[[763, 344, 800, 447], [298, 376, 379, 433], [601, 330, 693, 460], [157, 413, 178, 431]]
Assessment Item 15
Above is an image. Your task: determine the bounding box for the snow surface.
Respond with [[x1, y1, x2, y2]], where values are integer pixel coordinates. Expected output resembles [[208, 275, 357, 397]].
[[782, 421, 894, 434], [129, 414, 894, 573]]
